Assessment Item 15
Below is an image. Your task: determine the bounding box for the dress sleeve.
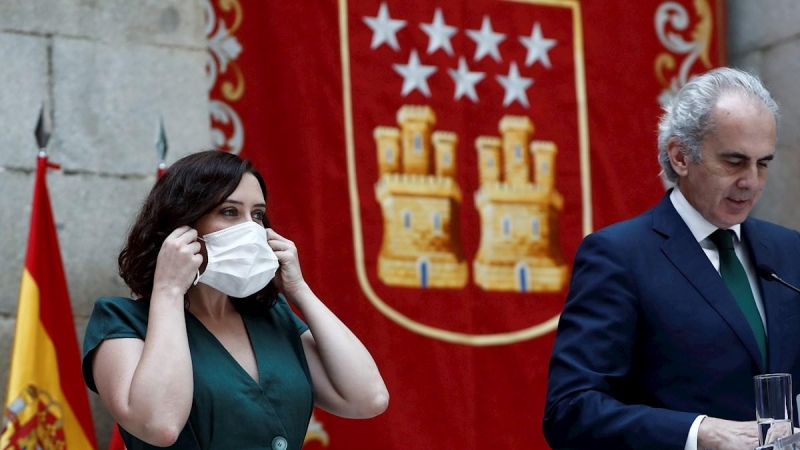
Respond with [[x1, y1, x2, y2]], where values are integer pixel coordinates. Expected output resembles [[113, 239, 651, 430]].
[[81, 296, 149, 393], [275, 294, 309, 335]]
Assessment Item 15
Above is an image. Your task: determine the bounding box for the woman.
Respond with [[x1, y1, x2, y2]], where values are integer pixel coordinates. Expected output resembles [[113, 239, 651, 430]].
[[82, 150, 389, 450]]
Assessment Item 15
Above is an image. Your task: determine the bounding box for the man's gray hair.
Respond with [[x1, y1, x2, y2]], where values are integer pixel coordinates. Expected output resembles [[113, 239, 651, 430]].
[[657, 67, 779, 182]]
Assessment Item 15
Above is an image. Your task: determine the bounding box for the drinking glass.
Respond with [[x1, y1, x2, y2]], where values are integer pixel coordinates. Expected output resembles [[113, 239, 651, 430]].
[[755, 373, 794, 447]]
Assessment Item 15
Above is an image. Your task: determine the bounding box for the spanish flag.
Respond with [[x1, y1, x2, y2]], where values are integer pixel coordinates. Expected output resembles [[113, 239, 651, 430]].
[[1, 153, 97, 449]]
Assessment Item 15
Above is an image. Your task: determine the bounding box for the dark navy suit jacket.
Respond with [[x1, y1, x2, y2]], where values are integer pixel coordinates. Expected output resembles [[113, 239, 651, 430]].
[[543, 192, 800, 450]]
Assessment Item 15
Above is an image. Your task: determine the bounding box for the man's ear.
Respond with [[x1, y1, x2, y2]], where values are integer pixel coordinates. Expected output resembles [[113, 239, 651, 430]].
[[667, 137, 690, 177]]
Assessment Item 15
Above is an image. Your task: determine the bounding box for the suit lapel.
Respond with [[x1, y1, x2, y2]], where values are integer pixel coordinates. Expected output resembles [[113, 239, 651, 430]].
[[743, 219, 786, 372], [653, 194, 765, 372]]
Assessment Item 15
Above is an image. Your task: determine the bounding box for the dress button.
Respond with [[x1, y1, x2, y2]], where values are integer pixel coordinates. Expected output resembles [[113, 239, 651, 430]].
[[271, 436, 288, 450]]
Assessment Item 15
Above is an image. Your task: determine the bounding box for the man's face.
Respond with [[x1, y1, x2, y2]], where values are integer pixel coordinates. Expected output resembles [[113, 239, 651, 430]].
[[672, 93, 776, 229]]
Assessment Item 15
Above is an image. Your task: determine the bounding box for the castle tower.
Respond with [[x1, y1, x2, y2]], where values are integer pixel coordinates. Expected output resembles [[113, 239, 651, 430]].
[[475, 137, 502, 184], [432, 131, 457, 178], [499, 116, 534, 185], [373, 105, 467, 289], [397, 105, 436, 175], [375, 126, 401, 175], [531, 140, 557, 193], [473, 115, 567, 293]]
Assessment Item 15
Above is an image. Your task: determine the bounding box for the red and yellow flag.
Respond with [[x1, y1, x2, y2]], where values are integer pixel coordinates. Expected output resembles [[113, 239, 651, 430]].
[[1, 153, 97, 450]]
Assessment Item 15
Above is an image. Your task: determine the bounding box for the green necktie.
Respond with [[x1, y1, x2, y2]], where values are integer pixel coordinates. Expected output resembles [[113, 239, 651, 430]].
[[709, 229, 767, 367]]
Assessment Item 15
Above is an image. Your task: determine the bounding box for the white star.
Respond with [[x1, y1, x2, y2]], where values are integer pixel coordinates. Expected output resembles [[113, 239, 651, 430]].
[[519, 22, 557, 68], [496, 62, 533, 108], [466, 16, 506, 62], [393, 50, 437, 97], [448, 57, 485, 103], [420, 8, 458, 56], [363, 2, 407, 51]]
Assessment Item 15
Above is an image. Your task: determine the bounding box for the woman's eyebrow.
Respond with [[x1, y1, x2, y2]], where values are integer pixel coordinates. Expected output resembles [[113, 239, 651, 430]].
[[221, 199, 267, 207]]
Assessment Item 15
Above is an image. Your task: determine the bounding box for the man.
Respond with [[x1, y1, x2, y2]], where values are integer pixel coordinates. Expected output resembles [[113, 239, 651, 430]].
[[543, 67, 800, 450]]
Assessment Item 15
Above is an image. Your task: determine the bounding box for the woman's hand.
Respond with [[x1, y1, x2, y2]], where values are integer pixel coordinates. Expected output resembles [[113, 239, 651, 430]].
[[266, 229, 389, 418], [152, 226, 203, 297], [267, 228, 307, 295]]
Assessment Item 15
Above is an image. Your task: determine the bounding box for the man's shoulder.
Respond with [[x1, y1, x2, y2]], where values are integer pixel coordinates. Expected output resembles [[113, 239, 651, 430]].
[[746, 216, 800, 242], [592, 206, 659, 241]]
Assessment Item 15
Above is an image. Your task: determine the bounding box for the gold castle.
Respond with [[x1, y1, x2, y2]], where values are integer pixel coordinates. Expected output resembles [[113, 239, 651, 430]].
[[373, 105, 468, 288], [473, 116, 568, 292], [373, 106, 567, 292]]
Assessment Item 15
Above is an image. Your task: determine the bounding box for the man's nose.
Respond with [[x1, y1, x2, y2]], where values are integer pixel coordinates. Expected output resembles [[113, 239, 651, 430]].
[[737, 164, 761, 189]]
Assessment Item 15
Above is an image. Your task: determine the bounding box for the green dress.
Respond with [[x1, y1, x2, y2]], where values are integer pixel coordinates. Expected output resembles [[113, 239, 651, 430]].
[[82, 296, 314, 450]]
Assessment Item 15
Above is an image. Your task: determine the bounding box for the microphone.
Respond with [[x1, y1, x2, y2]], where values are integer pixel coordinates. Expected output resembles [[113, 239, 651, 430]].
[[757, 264, 800, 295]]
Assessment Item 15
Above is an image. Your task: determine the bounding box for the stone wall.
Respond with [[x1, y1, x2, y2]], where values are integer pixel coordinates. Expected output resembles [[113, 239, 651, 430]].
[[0, 1, 208, 448], [728, 0, 800, 227]]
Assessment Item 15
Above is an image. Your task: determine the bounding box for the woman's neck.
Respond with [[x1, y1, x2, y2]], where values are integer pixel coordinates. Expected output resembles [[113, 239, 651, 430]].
[[185, 284, 236, 320]]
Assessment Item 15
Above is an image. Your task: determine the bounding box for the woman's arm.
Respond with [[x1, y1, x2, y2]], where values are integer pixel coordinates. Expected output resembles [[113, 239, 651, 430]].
[[268, 229, 389, 418], [91, 226, 201, 446]]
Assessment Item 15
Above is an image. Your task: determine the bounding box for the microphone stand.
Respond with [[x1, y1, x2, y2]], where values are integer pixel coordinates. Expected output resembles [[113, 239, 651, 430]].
[[757, 265, 800, 295], [771, 276, 800, 295]]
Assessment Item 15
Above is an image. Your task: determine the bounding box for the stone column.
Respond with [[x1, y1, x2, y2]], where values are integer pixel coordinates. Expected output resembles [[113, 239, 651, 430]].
[[0, 1, 209, 448], [728, 0, 800, 228]]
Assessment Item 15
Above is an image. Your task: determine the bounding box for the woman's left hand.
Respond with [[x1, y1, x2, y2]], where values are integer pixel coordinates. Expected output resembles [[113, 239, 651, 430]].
[[267, 228, 307, 295], [266, 231, 389, 419]]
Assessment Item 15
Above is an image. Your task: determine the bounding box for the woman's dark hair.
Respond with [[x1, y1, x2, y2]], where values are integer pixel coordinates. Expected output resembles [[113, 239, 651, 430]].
[[118, 150, 279, 312]]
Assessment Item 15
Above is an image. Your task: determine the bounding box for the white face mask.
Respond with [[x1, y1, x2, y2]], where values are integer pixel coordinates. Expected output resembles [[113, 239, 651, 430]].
[[194, 221, 279, 298]]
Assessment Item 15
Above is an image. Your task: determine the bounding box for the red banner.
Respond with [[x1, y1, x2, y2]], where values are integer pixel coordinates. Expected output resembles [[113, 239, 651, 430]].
[[206, 1, 725, 448]]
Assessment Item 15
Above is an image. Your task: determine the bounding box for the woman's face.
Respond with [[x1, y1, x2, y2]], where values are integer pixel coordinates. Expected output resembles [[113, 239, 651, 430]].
[[193, 173, 267, 270], [194, 173, 267, 236]]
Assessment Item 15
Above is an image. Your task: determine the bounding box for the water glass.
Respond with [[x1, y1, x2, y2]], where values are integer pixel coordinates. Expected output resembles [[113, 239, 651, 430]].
[[755, 373, 794, 447]]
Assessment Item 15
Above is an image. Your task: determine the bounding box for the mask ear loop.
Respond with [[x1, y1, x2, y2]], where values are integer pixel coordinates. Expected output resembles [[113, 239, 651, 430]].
[[193, 236, 205, 286]]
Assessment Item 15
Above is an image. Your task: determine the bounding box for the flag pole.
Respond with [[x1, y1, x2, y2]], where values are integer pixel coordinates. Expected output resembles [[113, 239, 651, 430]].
[[34, 100, 60, 169], [155, 116, 168, 179]]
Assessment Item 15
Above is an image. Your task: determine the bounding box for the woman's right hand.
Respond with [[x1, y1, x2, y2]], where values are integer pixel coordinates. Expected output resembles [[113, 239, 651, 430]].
[[94, 227, 200, 445], [152, 226, 203, 297]]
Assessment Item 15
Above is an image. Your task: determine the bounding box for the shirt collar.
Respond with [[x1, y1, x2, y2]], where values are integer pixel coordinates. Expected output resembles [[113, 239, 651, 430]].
[[669, 187, 742, 243]]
